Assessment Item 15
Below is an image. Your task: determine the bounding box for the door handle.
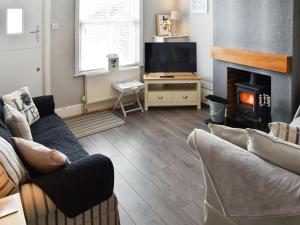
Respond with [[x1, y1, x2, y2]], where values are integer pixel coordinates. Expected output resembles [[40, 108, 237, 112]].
[[30, 25, 40, 42]]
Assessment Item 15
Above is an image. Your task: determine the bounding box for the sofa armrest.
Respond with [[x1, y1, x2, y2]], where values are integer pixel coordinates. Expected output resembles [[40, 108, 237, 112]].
[[33, 95, 55, 117], [31, 154, 114, 218], [20, 183, 57, 222]]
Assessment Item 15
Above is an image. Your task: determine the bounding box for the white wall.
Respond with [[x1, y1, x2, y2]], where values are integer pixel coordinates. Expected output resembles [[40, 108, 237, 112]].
[[50, 0, 177, 108], [143, 0, 177, 42], [178, 0, 213, 83]]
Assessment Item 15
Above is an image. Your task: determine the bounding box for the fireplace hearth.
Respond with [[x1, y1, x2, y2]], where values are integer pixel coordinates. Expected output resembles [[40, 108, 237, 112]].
[[227, 68, 271, 130]]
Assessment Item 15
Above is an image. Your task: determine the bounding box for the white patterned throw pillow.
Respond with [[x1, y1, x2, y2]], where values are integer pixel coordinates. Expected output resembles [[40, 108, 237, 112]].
[[2, 87, 40, 125]]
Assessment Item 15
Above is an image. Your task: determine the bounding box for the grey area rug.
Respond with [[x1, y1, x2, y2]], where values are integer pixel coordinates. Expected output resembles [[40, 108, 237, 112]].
[[64, 111, 125, 139]]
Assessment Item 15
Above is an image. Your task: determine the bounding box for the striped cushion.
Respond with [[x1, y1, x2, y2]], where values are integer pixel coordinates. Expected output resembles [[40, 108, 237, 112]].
[[20, 183, 120, 225], [0, 137, 29, 193], [269, 122, 300, 145], [0, 163, 17, 197]]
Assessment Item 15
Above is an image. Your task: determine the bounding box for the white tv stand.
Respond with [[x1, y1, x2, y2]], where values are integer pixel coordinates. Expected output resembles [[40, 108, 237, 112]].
[[144, 72, 202, 110]]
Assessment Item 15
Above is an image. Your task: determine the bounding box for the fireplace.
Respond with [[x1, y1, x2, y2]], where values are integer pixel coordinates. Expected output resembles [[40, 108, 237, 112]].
[[227, 68, 271, 130]]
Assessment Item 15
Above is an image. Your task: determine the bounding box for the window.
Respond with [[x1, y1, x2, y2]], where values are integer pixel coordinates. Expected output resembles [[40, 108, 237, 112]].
[[76, 0, 141, 73]]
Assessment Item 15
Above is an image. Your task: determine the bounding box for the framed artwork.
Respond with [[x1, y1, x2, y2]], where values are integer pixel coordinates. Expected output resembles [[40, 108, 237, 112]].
[[191, 0, 208, 14], [156, 14, 171, 36]]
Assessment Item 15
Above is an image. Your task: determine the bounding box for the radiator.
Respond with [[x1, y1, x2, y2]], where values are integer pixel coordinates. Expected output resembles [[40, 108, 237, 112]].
[[201, 80, 213, 105], [84, 67, 140, 105]]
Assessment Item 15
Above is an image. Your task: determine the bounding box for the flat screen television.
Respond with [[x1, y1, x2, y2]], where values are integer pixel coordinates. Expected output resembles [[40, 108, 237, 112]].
[[144, 42, 197, 73]]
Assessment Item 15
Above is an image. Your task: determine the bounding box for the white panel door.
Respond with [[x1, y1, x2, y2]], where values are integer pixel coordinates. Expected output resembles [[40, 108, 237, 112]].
[[0, 0, 43, 97]]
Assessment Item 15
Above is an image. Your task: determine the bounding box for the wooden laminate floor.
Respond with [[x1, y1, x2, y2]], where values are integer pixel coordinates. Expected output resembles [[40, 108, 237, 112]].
[[79, 106, 210, 225]]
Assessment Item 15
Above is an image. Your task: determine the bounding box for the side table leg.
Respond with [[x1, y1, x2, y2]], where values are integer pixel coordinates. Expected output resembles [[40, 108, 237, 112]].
[[120, 101, 127, 117], [135, 91, 144, 113], [113, 93, 123, 110]]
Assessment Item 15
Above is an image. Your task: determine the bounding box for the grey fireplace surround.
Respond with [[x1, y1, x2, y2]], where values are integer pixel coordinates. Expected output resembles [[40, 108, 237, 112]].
[[213, 0, 300, 122]]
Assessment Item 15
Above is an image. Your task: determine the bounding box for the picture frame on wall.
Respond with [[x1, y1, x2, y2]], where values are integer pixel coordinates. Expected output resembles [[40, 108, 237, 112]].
[[156, 13, 171, 36], [191, 0, 208, 14]]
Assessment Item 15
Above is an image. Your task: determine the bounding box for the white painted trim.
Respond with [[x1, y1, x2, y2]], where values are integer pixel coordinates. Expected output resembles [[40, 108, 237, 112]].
[[44, 0, 52, 95], [55, 104, 84, 118], [74, 0, 143, 74], [139, 0, 144, 66], [75, 0, 80, 76]]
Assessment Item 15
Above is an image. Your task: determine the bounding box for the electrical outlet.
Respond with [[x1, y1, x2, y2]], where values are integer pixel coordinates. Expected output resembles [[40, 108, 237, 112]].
[[51, 22, 59, 30]]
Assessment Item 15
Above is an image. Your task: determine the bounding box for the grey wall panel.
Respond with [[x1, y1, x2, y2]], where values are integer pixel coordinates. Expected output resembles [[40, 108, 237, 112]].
[[213, 0, 293, 54], [213, 0, 297, 121]]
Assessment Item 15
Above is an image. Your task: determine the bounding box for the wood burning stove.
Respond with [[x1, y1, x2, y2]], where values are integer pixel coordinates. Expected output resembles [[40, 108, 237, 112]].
[[235, 73, 271, 130]]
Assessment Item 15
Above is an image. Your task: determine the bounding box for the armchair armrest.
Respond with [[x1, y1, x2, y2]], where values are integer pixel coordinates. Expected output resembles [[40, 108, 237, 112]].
[[31, 154, 114, 218], [33, 95, 55, 117]]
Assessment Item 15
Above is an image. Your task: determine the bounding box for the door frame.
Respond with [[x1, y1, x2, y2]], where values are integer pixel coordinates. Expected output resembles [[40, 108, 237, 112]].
[[44, 0, 52, 95]]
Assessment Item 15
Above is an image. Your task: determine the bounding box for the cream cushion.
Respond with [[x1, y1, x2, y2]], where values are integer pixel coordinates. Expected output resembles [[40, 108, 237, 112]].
[[208, 123, 248, 149], [2, 86, 40, 125], [269, 122, 300, 145], [3, 103, 33, 140], [12, 138, 69, 173], [247, 129, 300, 174]]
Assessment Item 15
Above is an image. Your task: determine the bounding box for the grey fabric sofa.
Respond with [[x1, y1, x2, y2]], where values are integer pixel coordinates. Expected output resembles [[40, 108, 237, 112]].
[[188, 128, 300, 225]]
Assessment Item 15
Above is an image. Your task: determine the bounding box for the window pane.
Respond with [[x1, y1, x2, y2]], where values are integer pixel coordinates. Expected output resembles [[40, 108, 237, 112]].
[[7, 9, 23, 35], [78, 0, 140, 72]]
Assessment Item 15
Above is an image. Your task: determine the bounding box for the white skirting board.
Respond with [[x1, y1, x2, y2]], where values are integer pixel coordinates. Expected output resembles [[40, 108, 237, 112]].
[[55, 104, 83, 119], [201, 81, 213, 105]]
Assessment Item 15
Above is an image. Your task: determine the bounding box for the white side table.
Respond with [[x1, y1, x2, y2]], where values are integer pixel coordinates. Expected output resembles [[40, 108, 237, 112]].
[[112, 80, 145, 117]]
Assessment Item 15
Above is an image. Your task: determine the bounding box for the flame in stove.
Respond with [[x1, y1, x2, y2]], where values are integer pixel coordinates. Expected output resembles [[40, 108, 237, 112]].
[[240, 92, 255, 106]]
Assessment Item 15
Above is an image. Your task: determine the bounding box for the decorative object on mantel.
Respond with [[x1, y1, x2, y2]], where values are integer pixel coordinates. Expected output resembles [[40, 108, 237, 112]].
[[211, 46, 292, 74], [170, 10, 181, 36], [107, 54, 119, 72], [191, 0, 208, 14], [156, 13, 171, 36]]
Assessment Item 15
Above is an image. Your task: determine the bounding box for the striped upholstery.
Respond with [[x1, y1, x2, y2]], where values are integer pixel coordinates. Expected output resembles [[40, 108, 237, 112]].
[[20, 183, 120, 225], [0, 164, 17, 197], [269, 122, 300, 145], [0, 137, 29, 198]]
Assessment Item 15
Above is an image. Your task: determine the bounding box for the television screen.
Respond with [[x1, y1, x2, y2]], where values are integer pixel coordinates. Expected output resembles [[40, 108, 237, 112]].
[[145, 42, 197, 73]]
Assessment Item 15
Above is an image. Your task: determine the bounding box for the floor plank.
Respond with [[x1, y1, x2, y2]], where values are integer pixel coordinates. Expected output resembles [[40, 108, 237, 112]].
[[79, 106, 210, 225]]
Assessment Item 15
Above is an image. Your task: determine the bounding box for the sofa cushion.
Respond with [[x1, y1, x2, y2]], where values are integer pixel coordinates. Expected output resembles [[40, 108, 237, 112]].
[[247, 129, 300, 175], [0, 137, 29, 187], [208, 123, 248, 149], [30, 114, 88, 162], [3, 103, 33, 140], [291, 117, 300, 129], [2, 86, 40, 125], [13, 137, 69, 173], [269, 122, 300, 145], [0, 101, 14, 146]]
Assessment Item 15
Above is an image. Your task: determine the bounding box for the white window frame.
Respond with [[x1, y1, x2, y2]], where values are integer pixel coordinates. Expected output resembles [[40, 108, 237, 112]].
[[75, 0, 143, 76]]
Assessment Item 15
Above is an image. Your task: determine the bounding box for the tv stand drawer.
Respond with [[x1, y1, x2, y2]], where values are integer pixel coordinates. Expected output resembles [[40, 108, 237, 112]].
[[148, 92, 172, 104], [173, 91, 197, 104]]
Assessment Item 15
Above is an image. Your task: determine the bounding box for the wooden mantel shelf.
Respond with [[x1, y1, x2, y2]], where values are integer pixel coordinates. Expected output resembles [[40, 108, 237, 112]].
[[211, 46, 292, 74]]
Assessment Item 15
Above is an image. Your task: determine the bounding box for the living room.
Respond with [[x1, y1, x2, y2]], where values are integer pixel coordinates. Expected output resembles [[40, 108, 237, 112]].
[[0, 0, 300, 225]]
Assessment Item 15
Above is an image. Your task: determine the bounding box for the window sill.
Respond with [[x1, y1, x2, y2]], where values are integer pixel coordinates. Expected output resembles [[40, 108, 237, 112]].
[[74, 66, 141, 77]]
